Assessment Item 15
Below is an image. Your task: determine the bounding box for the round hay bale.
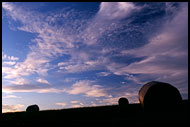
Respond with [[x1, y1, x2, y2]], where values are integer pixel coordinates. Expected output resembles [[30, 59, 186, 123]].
[[118, 97, 129, 107], [139, 81, 182, 112], [26, 104, 40, 112], [118, 97, 129, 116]]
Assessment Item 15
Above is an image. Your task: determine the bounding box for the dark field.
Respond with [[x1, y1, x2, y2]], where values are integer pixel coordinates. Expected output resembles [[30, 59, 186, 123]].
[[2, 100, 188, 126]]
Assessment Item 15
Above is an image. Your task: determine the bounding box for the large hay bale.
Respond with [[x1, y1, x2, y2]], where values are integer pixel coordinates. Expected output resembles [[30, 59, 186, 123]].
[[26, 104, 40, 112], [139, 81, 182, 112]]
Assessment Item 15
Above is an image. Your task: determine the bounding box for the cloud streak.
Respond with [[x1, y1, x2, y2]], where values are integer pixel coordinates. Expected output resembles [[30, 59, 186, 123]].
[[56, 102, 67, 107], [3, 95, 21, 99], [36, 78, 50, 85], [2, 104, 25, 113], [2, 84, 64, 94], [98, 2, 141, 20], [64, 80, 111, 97]]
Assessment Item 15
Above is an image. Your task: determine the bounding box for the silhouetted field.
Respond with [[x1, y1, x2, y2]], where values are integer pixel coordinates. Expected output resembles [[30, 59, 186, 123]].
[[2, 100, 188, 126]]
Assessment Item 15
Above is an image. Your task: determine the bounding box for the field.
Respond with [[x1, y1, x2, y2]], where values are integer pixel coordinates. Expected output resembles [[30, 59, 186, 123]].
[[2, 100, 188, 126]]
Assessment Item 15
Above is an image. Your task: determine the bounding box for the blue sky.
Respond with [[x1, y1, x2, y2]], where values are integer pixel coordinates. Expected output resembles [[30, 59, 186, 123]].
[[2, 2, 188, 113]]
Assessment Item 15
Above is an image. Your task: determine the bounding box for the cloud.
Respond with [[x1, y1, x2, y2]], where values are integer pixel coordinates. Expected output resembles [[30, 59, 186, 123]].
[[89, 101, 99, 107], [3, 2, 168, 79], [98, 2, 141, 20], [98, 97, 119, 105], [2, 2, 14, 12], [57, 62, 66, 66], [2, 52, 19, 61], [2, 104, 25, 113], [2, 95, 21, 98], [63, 78, 77, 83], [2, 3, 66, 78], [8, 78, 30, 85], [106, 3, 188, 97], [124, 74, 146, 85], [8, 56, 19, 61], [2, 84, 63, 94], [2, 2, 140, 77], [3, 2, 112, 78], [64, 80, 110, 97], [36, 78, 50, 85], [3, 61, 16, 66], [66, 83, 140, 106], [99, 94, 139, 105], [57, 50, 109, 73], [2, 53, 50, 79], [121, 3, 188, 59], [56, 102, 67, 107], [70, 101, 80, 104], [102, 83, 140, 105], [2, 52, 7, 59], [2, 66, 18, 79], [69, 101, 85, 108], [71, 104, 84, 108], [87, 85, 140, 106], [80, 2, 140, 45], [59, 61, 103, 73], [97, 71, 111, 77]]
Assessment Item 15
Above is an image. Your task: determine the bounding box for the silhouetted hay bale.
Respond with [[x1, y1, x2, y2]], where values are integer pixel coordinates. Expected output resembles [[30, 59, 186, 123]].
[[118, 97, 129, 107], [26, 104, 39, 112], [118, 97, 129, 117], [139, 81, 182, 112]]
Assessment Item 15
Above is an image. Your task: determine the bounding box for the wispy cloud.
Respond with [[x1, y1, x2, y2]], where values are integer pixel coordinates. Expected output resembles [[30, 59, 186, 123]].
[[71, 104, 84, 108], [3, 95, 21, 99], [63, 78, 77, 83], [64, 80, 110, 97], [2, 2, 14, 12], [80, 2, 142, 46], [8, 78, 30, 85], [100, 83, 140, 105], [98, 2, 142, 20], [70, 101, 85, 108], [2, 52, 19, 66], [2, 2, 142, 77], [98, 97, 119, 105], [8, 56, 19, 61], [2, 52, 7, 59], [2, 104, 25, 113], [56, 102, 67, 107], [57, 62, 66, 67], [2, 84, 63, 94], [97, 71, 111, 77], [36, 78, 50, 85], [3, 61, 16, 66], [3, 3, 63, 78], [70, 101, 80, 104]]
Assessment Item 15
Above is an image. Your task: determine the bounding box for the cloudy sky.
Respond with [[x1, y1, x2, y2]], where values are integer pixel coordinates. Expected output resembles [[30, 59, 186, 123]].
[[2, 2, 188, 113]]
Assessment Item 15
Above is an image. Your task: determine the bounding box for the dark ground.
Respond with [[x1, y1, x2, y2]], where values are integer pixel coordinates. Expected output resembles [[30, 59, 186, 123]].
[[1, 100, 188, 126]]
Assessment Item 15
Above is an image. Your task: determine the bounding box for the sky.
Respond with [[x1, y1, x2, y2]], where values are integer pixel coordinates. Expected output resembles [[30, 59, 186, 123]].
[[2, 2, 188, 113]]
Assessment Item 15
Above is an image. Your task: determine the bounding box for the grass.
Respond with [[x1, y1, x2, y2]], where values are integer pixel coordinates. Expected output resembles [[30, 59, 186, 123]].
[[2, 100, 188, 126]]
